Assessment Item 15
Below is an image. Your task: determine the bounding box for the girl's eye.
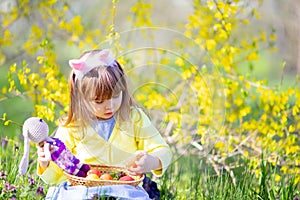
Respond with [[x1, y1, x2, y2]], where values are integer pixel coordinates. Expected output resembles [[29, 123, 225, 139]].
[[95, 100, 104, 104]]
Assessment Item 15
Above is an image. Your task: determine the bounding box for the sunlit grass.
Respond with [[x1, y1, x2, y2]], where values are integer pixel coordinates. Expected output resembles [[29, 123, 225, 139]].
[[1, 139, 299, 199], [0, 139, 47, 199], [158, 154, 299, 200]]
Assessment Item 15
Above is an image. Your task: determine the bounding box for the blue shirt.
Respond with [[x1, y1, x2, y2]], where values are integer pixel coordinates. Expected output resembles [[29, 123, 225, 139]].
[[90, 116, 116, 141]]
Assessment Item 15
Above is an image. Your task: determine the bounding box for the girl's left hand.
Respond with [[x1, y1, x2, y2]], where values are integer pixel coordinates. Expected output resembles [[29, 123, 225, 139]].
[[127, 150, 161, 175]]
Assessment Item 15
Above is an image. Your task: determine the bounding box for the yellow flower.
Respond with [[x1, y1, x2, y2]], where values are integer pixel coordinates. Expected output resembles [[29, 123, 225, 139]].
[[247, 52, 258, 61], [175, 57, 184, 67], [260, 31, 267, 41], [270, 33, 277, 41], [281, 166, 288, 174], [274, 174, 281, 182], [207, 1, 215, 10], [288, 125, 295, 133], [215, 141, 225, 150], [181, 69, 193, 80], [206, 39, 217, 50]]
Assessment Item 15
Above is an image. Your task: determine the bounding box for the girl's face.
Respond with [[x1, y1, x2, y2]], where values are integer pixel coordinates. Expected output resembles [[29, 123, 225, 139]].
[[91, 91, 123, 120]]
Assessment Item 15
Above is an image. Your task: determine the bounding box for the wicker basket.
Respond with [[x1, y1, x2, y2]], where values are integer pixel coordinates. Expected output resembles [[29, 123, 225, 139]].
[[64, 165, 144, 187]]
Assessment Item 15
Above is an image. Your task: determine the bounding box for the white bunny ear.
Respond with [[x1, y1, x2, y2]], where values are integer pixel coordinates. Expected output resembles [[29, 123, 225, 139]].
[[98, 49, 115, 66], [69, 59, 86, 70], [69, 59, 87, 81], [18, 130, 30, 175]]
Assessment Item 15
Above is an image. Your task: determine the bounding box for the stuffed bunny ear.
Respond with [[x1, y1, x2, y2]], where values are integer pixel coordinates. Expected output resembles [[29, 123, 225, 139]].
[[18, 129, 30, 175], [69, 59, 86, 70]]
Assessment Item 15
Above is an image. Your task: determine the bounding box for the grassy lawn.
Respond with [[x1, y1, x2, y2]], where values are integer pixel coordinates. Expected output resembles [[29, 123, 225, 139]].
[[0, 140, 299, 199]]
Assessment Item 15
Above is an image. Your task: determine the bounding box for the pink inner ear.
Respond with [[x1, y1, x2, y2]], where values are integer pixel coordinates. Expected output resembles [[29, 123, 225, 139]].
[[69, 59, 85, 70], [98, 51, 109, 61]]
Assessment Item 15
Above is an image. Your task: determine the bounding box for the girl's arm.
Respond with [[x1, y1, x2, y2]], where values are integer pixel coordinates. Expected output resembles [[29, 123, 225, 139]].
[[37, 126, 77, 185], [130, 108, 173, 177]]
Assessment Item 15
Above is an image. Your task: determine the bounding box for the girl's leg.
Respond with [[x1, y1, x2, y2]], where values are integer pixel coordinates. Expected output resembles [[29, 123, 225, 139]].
[[142, 175, 160, 200]]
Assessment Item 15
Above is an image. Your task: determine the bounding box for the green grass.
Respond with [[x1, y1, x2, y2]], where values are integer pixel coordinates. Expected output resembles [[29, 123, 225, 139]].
[[0, 139, 47, 199], [1, 140, 299, 200], [158, 154, 299, 200]]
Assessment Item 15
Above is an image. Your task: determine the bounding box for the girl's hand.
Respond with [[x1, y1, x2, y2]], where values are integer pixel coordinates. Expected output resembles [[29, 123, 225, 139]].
[[126, 150, 162, 175], [37, 141, 52, 168]]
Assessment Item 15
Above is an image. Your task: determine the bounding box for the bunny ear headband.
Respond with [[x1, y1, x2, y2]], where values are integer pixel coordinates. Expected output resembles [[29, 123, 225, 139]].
[[69, 49, 116, 81]]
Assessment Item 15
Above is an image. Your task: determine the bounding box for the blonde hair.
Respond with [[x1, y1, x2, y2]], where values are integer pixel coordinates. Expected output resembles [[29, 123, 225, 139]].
[[63, 49, 136, 128]]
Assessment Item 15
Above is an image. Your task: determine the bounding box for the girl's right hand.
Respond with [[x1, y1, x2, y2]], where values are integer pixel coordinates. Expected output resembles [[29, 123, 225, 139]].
[[126, 150, 161, 175], [37, 141, 52, 168]]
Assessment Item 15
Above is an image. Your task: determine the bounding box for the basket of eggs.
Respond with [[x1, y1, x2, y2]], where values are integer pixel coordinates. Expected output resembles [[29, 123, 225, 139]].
[[64, 164, 144, 187]]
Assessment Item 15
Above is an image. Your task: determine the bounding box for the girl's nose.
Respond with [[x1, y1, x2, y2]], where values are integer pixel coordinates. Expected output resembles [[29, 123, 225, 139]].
[[105, 100, 112, 109]]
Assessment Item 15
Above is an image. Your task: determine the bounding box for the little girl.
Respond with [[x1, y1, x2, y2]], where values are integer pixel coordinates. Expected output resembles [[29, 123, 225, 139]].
[[37, 49, 172, 199]]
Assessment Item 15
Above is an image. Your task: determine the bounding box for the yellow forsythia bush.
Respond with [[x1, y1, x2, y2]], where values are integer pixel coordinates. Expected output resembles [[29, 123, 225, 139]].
[[0, 0, 299, 185]]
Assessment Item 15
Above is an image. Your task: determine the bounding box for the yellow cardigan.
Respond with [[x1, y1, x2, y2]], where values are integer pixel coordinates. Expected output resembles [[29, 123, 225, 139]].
[[37, 108, 172, 185]]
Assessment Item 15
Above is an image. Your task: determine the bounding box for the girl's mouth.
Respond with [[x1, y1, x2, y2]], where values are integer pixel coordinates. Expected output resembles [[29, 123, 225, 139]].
[[104, 112, 113, 116]]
